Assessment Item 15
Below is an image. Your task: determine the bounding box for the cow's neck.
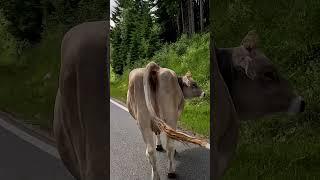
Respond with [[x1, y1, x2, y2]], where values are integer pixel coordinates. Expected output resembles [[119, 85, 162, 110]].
[[216, 48, 234, 94]]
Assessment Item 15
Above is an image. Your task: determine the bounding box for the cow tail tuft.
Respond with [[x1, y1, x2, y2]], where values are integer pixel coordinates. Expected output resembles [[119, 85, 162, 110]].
[[143, 61, 210, 149]]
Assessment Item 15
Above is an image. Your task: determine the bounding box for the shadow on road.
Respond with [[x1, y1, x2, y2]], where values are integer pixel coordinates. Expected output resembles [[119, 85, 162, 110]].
[[175, 147, 210, 180]]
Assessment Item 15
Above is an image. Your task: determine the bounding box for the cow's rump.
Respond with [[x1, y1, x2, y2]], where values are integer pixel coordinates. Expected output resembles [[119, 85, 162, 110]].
[[211, 39, 240, 180], [53, 21, 108, 180]]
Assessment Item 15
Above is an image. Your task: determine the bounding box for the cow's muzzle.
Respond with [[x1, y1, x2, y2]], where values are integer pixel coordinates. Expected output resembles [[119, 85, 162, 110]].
[[288, 96, 305, 114]]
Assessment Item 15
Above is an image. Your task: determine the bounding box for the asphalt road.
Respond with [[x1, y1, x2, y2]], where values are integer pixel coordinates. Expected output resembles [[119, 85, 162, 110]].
[[0, 118, 74, 180], [110, 100, 210, 180]]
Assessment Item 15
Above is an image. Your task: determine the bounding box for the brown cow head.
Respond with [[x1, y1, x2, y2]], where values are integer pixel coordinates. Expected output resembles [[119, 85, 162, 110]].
[[178, 71, 205, 99], [217, 30, 305, 120]]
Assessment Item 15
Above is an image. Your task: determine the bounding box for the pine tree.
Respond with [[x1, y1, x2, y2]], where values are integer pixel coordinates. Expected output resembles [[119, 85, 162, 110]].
[[0, 0, 44, 43], [111, 0, 160, 75]]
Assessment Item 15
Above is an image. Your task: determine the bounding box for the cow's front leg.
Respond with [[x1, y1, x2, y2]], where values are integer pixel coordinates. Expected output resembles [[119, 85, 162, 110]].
[[166, 135, 176, 178], [155, 132, 164, 152]]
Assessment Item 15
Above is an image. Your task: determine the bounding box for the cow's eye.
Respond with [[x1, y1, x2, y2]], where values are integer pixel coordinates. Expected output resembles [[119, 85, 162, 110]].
[[192, 84, 197, 88], [264, 71, 277, 81]]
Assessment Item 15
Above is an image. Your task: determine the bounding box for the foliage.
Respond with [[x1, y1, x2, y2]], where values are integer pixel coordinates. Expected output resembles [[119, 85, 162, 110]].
[[0, 0, 107, 44], [0, 13, 18, 65], [0, 0, 43, 43], [0, 0, 107, 129], [0, 29, 62, 129], [76, 0, 108, 22], [153, 0, 179, 42], [111, 0, 160, 75], [153, 0, 210, 42], [111, 0, 210, 75]]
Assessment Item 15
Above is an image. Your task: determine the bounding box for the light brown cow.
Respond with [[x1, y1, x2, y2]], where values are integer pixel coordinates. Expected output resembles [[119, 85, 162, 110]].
[[127, 62, 208, 179], [212, 31, 305, 179], [53, 21, 109, 180]]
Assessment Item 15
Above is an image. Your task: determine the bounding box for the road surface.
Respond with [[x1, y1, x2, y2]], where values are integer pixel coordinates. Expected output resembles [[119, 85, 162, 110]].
[[0, 100, 209, 180], [0, 117, 74, 180], [110, 100, 210, 180]]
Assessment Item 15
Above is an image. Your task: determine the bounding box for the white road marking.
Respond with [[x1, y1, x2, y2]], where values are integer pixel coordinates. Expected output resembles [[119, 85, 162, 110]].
[[0, 99, 128, 160], [0, 117, 60, 159], [110, 98, 210, 149], [110, 99, 128, 112]]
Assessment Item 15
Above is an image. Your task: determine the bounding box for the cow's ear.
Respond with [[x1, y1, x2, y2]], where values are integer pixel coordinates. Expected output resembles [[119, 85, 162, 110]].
[[241, 30, 259, 52], [236, 56, 256, 80], [185, 71, 192, 78], [182, 76, 191, 86]]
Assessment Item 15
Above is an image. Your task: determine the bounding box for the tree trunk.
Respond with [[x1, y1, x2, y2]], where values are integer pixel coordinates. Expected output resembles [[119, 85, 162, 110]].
[[191, 0, 195, 34], [177, 3, 180, 36], [181, 0, 185, 34], [188, 0, 195, 37], [176, 3, 181, 36], [200, 0, 203, 32]]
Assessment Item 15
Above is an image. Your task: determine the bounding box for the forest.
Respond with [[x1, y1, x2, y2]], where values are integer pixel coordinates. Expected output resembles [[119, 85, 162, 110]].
[[111, 0, 209, 75]]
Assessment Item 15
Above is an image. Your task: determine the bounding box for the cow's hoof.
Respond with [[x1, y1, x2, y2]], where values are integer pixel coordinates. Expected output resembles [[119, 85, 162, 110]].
[[156, 145, 164, 152], [167, 172, 176, 179]]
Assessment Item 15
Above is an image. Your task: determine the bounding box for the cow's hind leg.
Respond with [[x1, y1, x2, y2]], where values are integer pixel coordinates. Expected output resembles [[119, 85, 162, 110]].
[[166, 135, 176, 178], [155, 132, 164, 152], [140, 127, 160, 180]]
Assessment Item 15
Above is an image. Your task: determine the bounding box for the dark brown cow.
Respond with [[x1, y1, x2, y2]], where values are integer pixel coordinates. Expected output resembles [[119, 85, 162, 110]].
[[212, 31, 305, 179], [53, 21, 109, 180]]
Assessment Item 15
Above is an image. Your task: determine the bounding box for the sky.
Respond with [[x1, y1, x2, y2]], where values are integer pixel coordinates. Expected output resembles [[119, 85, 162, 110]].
[[110, 0, 116, 27]]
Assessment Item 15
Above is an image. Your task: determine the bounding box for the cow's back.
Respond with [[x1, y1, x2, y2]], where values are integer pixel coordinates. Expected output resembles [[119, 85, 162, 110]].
[[157, 68, 183, 123], [212, 41, 239, 180], [127, 67, 183, 127], [53, 21, 108, 180]]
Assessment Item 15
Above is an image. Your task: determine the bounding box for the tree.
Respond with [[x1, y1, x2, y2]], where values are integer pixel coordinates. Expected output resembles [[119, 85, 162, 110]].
[[111, 0, 160, 75], [188, 0, 195, 36], [154, 0, 179, 42], [154, 0, 209, 42], [0, 0, 44, 43], [110, 0, 126, 75]]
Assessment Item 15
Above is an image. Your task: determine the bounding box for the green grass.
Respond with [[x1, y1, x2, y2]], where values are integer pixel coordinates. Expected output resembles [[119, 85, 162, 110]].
[[111, 33, 210, 137], [224, 115, 320, 180], [0, 30, 63, 130], [110, 70, 128, 103]]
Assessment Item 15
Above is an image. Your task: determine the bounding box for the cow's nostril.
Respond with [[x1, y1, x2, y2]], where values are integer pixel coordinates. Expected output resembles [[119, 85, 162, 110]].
[[300, 100, 305, 112]]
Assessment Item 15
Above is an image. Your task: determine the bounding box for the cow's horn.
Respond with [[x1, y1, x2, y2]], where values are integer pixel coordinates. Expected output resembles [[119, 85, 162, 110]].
[[241, 30, 259, 50], [186, 71, 192, 77]]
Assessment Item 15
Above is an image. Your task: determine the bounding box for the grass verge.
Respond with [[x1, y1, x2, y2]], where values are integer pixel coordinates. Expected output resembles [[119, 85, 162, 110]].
[[0, 30, 62, 130]]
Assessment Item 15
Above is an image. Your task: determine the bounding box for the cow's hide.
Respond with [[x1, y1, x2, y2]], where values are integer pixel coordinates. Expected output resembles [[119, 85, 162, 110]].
[[211, 36, 240, 180], [53, 21, 109, 180]]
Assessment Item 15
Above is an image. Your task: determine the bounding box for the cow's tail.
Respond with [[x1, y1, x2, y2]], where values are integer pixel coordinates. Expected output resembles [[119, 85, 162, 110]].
[[143, 61, 210, 149]]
